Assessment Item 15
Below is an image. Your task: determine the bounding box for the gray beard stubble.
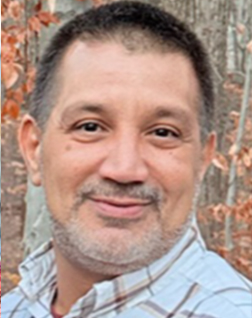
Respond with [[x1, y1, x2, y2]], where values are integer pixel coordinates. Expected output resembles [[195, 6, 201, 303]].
[[48, 180, 198, 276]]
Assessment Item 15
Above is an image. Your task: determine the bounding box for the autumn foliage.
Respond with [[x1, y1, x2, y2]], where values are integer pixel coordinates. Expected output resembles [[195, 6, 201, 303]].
[[1, 0, 59, 120], [199, 70, 252, 278]]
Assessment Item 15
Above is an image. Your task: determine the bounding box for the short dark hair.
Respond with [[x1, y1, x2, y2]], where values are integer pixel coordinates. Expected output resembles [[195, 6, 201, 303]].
[[30, 0, 214, 140]]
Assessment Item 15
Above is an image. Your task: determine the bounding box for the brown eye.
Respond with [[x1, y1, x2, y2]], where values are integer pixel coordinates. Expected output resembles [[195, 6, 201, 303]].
[[77, 122, 102, 132], [153, 128, 179, 138]]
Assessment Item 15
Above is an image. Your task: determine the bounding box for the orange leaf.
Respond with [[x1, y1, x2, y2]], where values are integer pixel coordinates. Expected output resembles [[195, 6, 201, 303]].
[[3, 99, 20, 119], [28, 16, 41, 33], [38, 11, 59, 26]]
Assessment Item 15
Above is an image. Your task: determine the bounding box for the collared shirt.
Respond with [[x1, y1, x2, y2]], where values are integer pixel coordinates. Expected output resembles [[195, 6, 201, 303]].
[[2, 224, 252, 318]]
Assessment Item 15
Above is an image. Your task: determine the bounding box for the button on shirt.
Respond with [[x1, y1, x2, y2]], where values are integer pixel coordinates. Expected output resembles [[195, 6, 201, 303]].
[[2, 224, 252, 318]]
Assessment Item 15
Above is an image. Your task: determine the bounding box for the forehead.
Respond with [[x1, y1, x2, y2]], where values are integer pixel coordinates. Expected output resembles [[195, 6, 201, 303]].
[[53, 40, 200, 120]]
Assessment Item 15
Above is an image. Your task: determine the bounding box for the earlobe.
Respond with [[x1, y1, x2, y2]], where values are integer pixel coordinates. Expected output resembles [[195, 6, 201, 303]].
[[200, 132, 217, 181], [18, 115, 42, 186]]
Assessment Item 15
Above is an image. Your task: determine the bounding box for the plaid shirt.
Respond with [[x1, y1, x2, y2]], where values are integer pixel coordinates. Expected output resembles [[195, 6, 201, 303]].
[[2, 223, 252, 318]]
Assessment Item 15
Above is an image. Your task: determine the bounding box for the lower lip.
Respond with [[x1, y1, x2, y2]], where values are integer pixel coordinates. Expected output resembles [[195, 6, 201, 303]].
[[90, 200, 146, 219]]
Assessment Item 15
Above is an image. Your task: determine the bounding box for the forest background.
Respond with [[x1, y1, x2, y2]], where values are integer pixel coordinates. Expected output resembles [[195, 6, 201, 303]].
[[1, 0, 252, 294]]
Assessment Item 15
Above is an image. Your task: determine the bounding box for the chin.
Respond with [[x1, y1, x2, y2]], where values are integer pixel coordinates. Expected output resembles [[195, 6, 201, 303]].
[[52, 217, 170, 275]]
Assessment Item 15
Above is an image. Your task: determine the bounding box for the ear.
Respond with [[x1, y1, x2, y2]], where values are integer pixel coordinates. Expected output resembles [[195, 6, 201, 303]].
[[18, 115, 42, 186], [199, 132, 216, 181]]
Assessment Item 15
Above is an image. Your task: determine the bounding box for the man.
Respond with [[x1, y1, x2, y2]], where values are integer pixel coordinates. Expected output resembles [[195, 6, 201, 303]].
[[2, 1, 251, 318]]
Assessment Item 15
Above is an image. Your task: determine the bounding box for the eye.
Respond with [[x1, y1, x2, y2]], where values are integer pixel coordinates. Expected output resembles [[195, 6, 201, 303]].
[[76, 122, 103, 132], [147, 126, 182, 148], [152, 128, 179, 138]]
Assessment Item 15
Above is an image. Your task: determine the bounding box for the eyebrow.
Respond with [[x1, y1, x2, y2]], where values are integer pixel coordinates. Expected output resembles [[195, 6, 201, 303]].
[[61, 103, 193, 127], [76, 104, 105, 114], [151, 106, 193, 126], [60, 103, 108, 121]]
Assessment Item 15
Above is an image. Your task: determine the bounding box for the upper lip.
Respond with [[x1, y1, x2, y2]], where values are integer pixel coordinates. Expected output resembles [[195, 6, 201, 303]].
[[89, 196, 151, 207]]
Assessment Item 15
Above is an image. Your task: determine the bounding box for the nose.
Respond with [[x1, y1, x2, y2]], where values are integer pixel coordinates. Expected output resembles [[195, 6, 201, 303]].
[[98, 135, 149, 184]]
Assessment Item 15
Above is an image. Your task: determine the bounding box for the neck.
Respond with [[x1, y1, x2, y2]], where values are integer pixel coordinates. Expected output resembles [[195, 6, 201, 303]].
[[53, 242, 112, 315]]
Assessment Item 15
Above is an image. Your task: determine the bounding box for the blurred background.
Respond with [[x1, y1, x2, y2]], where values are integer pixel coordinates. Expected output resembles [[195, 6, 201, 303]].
[[1, 0, 252, 294]]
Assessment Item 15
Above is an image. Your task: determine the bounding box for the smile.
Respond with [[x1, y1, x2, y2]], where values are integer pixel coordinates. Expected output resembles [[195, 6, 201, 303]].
[[88, 197, 151, 219]]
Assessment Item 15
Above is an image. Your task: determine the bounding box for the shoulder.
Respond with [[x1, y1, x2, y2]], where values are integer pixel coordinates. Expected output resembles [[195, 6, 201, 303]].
[[131, 247, 252, 318], [1, 288, 32, 318], [118, 249, 252, 318], [179, 249, 252, 318]]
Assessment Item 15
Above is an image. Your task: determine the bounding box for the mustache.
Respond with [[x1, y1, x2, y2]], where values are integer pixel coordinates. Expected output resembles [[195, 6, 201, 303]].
[[73, 180, 164, 209]]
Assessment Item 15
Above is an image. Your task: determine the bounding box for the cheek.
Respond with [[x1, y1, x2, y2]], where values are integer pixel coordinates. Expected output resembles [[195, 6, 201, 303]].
[[43, 141, 102, 182], [148, 150, 199, 226], [41, 142, 104, 217], [150, 149, 199, 192]]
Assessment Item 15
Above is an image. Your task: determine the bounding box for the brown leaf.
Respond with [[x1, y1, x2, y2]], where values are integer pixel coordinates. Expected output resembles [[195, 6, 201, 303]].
[[210, 204, 226, 222], [229, 111, 240, 120], [17, 30, 26, 44], [1, 40, 16, 63], [243, 153, 251, 168], [229, 111, 240, 129], [228, 143, 238, 157], [28, 16, 41, 33], [38, 11, 59, 26], [12, 88, 24, 105], [236, 257, 252, 268], [236, 23, 246, 35], [1, 63, 19, 89], [7, 0, 23, 20], [34, 0, 42, 12], [12, 184, 27, 194], [24, 67, 37, 93], [11, 161, 25, 169], [2, 272, 20, 286], [217, 246, 230, 259], [212, 153, 229, 172]]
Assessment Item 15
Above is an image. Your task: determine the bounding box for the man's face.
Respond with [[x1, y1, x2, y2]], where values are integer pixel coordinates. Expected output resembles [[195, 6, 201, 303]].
[[22, 41, 214, 275]]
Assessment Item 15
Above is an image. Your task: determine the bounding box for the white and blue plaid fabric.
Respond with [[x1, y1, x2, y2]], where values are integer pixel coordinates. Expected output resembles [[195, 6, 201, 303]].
[[2, 224, 252, 318]]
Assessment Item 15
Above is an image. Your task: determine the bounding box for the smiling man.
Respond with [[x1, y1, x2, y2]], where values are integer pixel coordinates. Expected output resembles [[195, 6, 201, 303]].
[[2, 1, 252, 318]]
